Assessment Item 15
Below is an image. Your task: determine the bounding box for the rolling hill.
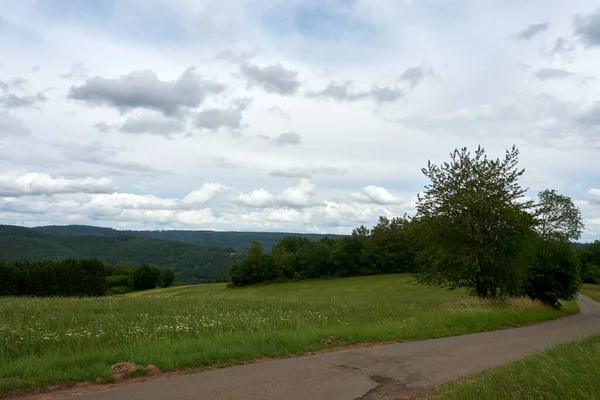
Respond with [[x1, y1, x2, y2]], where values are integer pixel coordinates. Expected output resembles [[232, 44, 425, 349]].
[[31, 224, 342, 251]]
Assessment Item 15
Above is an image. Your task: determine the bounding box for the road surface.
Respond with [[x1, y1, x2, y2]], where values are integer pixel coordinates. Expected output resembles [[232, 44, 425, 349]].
[[31, 295, 600, 400]]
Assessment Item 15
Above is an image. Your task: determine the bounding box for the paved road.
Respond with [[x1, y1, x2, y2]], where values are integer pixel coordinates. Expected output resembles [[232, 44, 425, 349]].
[[51, 296, 600, 400]]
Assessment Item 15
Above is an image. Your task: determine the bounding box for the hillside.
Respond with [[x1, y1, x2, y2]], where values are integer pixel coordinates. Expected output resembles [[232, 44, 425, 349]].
[[0, 226, 241, 283], [31, 224, 342, 250]]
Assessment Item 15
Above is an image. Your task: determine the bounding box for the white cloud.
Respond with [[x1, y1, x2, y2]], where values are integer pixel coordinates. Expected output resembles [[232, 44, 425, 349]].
[[352, 185, 400, 205], [238, 188, 276, 207], [0, 171, 115, 197], [182, 183, 227, 206]]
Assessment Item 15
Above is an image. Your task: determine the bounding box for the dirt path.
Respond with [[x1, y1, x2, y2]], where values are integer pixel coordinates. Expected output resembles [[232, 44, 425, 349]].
[[25, 295, 600, 400]]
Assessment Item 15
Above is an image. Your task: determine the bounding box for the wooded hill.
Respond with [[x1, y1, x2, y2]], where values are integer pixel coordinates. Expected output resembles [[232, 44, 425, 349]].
[[29, 224, 341, 250], [0, 225, 240, 283]]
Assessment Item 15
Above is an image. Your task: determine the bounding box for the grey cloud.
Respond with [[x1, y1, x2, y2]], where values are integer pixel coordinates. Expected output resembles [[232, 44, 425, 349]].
[[215, 49, 256, 64], [307, 81, 403, 104], [239, 62, 301, 95], [574, 8, 600, 47], [398, 66, 434, 89], [533, 68, 574, 80], [120, 114, 186, 136], [0, 113, 30, 136], [575, 102, 600, 127], [273, 132, 302, 146], [59, 63, 90, 80], [94, 122, 113, 133], [57, 141, 168, 177], [68, 67, 225, 118], [516, 22, 549, 40], [270, 166, 348, 178], [268, 106, 290, 119], [212, 157, 239, 169], [194, 107, 242, 130], [306, 81, 369, 102], [0, 92, 47, 109], [370, 86, 404, 103], [550, 37, 576, 56], [0, 78, 27, 92]]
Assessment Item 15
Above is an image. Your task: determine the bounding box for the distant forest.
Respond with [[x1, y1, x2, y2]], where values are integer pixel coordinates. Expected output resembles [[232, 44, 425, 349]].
[[0, 225, 340, 283]]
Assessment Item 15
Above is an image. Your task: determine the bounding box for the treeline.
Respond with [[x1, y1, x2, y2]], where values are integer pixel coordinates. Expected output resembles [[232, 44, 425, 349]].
[[229, 216, 417, 286], [0, 259, 175, 297]]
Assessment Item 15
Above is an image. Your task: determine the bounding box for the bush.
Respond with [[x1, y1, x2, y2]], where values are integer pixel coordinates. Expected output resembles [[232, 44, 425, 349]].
[[525, 240, 581, 308], [106, 275, 134, 289], [106, 285, 133, 295], [132, 264, 161, 290], [581, 263, 600, 284]]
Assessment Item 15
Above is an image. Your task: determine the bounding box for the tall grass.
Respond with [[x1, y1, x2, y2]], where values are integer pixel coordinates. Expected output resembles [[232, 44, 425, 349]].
[[0, 275, 576, 396], [431, 334, 600, 399]]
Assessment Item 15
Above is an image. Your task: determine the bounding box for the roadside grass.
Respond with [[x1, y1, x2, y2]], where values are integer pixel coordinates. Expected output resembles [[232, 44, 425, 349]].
[[0, 275, 577, 396], [429, 334, 600, 400], [581, 283, 600, 302]]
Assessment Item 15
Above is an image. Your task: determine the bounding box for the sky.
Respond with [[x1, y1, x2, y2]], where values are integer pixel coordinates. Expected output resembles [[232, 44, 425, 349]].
[[1, 0, 600, 240]]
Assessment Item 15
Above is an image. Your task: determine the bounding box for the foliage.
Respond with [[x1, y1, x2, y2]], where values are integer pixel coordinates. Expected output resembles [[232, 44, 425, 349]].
[[0, 227, 241, 283], [0, 259, 107, 297], [132, 264, 161, 291], [579, 241, 600, 284], [413, 146, 536, 299], [228, 217, 418, 286], [525, 240, 581, 308], [535, 189, 584, 242], [0, 275, 576, 395], [160, 268, 176, 288], [524, 190, 583, 307], [27, 224, 341, 251]]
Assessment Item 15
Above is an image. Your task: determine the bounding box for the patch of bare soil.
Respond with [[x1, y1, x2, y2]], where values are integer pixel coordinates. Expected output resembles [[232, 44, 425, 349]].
[[110, 363, 161, 381]]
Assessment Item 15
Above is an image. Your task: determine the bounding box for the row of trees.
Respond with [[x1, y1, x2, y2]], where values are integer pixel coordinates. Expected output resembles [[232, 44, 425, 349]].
[[0, 259, 175, 297], [230, 145, 596, 309], [228, 216, 417, 287]]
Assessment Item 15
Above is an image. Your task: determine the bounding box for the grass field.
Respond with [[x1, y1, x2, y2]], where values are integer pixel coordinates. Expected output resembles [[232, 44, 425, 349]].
[[431, 333, 600, 399], [0, 274, 577, 396], [581, 283, 600, 302]]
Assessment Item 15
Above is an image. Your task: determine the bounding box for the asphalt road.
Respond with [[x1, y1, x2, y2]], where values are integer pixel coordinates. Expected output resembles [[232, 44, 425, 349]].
[[36, 295, 600, 400]]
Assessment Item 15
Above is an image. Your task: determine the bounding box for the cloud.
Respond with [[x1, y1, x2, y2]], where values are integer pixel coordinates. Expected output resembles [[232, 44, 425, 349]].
[[268, 105, 290, 119], [215, 49, 256, 64], [270, 166, 348, 178], [237, 179, 317, 208], [351, 185, 400, 205], [586, 189, 600, 204], [59, 63, 90, 80], [574, 8, 600, 47], [398, 66, 434, 89], [370, 85, 404, 103], [0, 171, 115, 196], [238, 188, 276, 207], [533, 68, 574, 80], [0, 114, 30, 136], [68, 67, 225, 117], [279, 179, 317, 207], [239, 62, 301, 95], [0, 78, 27, 92], [119, 113, 186, 136], [306, 81, 369, 102], [273, 131, 302, 146], [94, 122, 113, 133], [516, 22, 549, 40], [194, 107, 243, 130], [0, 92, 47, 109], [550, 37, 576, 56], [307, 81, 402, 103], [182, 183, 227, 206]]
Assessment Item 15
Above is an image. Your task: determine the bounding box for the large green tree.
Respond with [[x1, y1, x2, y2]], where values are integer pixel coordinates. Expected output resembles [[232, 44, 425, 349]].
[[525, 190, 583, 308], [413, 145, 536, 299]]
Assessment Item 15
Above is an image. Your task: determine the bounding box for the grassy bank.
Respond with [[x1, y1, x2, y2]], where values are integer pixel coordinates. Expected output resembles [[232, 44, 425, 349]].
[[581, 283, 600, 302], [431, 333, 600, 399], [0, 274, 576, 396]]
